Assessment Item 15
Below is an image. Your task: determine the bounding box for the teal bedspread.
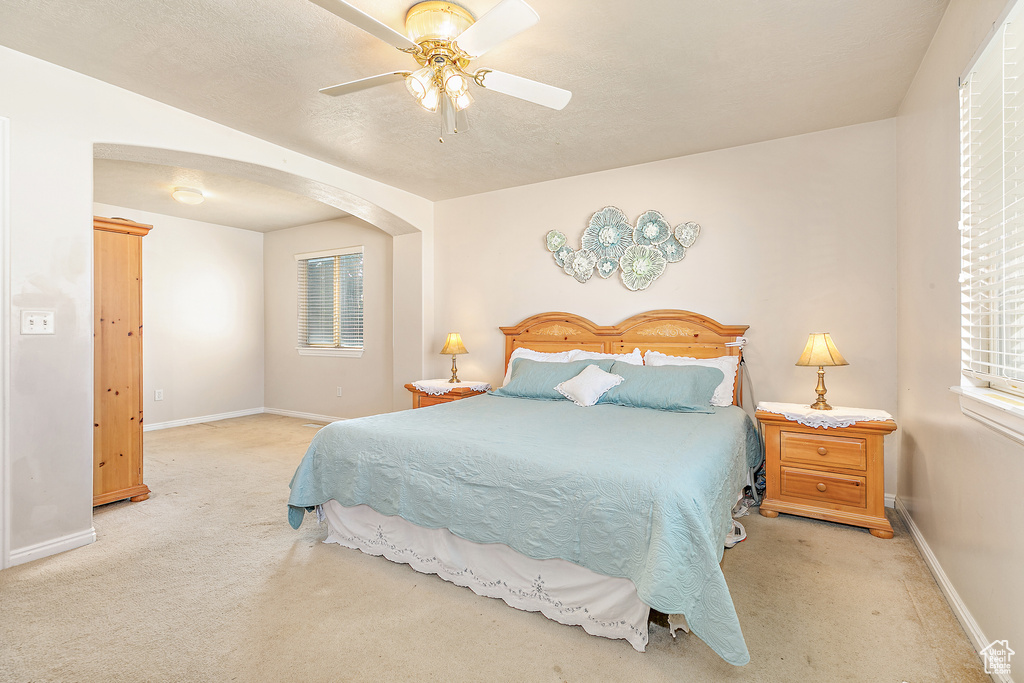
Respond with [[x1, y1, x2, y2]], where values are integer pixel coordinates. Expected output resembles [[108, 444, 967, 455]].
[[288, 394, 761, 665]]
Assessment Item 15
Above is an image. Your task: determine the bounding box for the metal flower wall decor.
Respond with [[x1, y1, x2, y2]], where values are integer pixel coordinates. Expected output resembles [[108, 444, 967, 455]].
[[545, 207, 701, 291]]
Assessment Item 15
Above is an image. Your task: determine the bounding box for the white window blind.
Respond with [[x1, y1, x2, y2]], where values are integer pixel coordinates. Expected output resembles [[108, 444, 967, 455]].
[[960, 1, 1024, 394], [296, 247, 363, 353]]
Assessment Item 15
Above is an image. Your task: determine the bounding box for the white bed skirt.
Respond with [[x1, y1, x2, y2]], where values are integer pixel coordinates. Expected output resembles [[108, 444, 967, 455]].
[[320, 501, 664, 651]]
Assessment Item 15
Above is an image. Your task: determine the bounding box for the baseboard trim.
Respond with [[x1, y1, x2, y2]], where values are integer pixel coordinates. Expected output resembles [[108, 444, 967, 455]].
[[9, 527, 96, 567], [894, 497, 1014, 683], [885, 493, 895, 508], [263, 408, 344, 424], [143, 408, 264, 432]]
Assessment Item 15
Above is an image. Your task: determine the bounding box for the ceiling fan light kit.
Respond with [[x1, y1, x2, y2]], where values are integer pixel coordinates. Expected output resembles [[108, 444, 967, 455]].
[[405, 1, 474, 43], [312, 0, 571, 139]]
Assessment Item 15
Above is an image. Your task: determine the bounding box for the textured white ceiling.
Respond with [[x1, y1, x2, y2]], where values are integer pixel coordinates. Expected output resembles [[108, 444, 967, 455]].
[[93, 159, 349, 232], [1, 0, 949, 202]]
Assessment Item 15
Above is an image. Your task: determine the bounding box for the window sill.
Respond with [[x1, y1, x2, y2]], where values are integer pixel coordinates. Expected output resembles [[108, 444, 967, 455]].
[[296, 346, 363, 358], [951, 385, 1024, 446]]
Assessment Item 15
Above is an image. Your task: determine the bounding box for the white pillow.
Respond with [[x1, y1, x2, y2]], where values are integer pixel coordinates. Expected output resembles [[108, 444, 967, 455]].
[[502, 348, 576, 386], [642, 351, 739, 407], [555, 364, 624, 407], [569, 347, 644, 365]]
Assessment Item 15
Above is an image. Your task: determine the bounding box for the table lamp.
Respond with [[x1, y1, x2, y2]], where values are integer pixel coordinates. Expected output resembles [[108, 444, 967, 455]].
[[795, 333, 848, 410], [440, 332, 468, 383]]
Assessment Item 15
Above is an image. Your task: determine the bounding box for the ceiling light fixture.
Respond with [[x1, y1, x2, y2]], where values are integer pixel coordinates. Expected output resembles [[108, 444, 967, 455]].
[[171, 187, 205, 205], [313, 0, 571, 141], [400, 2, 478, 127]]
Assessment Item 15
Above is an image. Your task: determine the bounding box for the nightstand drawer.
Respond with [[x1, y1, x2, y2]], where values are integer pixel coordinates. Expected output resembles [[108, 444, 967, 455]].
[[780, 431, 866, 471], [418, 394, 455, 408], [780, 466, 867, 508]]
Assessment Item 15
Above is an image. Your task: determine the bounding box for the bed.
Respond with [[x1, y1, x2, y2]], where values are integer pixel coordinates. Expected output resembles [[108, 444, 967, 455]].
[[288, 310, 761, 665]]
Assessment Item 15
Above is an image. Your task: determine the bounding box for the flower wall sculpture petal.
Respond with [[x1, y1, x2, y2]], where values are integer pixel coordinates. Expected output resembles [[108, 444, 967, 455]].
[[633, 210, 672, 246], [554, 245, 574, 267], [675, 221, 701, 247], [597, 256, 619, 278], [582, 206, 634, 260], [569, 249, 598, 283], [619, 244, 667, 291], [546, 230, 567, 252], [563, 248, 580, 275], [658, 236, 687, 263]]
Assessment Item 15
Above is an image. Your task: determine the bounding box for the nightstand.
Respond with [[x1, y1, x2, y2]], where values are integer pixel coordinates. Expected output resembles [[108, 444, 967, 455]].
[[404, 380, 489, 409], [756, 404, 897, 538]]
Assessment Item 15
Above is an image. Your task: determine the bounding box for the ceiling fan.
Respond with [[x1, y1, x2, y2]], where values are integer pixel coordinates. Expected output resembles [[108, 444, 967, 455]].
[[310, 0, 571, 138]]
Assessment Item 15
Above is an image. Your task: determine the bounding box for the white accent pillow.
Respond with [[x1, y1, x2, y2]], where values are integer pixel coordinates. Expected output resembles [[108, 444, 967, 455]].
[[642, 351, 739, 407], [502, 348, 576, 386], [555, 364, 624, 407], [569, 347, 644, 365]]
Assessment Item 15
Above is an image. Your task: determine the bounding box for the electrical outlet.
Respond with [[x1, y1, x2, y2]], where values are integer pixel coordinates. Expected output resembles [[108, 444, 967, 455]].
[[154, 389, 164, 401], [336, 387, 343, 397], [21, 310, 55, 335]]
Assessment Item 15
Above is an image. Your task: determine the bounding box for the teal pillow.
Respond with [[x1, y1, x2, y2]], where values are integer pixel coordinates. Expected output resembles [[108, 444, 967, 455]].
[[492, 358, 616, 401], [599, 362, 723, 412]]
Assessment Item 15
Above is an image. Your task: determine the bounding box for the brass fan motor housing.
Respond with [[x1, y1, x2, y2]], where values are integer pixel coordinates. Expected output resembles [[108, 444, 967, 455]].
[[411, 39, 473, 70]]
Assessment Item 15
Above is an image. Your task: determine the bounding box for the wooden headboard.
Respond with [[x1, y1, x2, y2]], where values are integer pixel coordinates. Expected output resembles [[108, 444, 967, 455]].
[[499, 310, 749, 406]]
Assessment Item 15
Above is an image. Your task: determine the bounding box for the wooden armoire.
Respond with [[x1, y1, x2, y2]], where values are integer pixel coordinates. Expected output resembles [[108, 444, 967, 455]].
[[93, 216, 151, 506]]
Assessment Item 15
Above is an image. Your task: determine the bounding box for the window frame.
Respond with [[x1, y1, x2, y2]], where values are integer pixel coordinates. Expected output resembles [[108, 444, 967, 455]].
[[294, 246, 364, 358], [956, 0, 1024, 440]]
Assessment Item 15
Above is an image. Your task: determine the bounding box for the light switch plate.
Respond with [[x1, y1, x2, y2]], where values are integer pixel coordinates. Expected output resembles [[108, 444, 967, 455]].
[[21, 310, 55, 335]]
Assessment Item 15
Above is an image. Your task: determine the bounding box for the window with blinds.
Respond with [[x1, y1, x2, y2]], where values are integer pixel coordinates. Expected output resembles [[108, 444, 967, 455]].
[[960, 1, 1024, 396], [295, 247, 363, 356]]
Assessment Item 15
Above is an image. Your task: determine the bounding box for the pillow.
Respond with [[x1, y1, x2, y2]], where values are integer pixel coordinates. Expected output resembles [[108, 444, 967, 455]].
[[555, 364, 624, 407], [501, 348, 576, 386], [492, 358, 616, 401], [599, 362, 722, 412], [569, 347, 644, 366], [642, 351, 739, 407]]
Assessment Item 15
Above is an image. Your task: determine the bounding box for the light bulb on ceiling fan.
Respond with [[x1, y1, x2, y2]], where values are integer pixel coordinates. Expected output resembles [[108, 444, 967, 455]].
[[452, 90, 473, 111], [441, 66, 469, 97], [405, 66, 433, 100], [419, 83, 441, 112]]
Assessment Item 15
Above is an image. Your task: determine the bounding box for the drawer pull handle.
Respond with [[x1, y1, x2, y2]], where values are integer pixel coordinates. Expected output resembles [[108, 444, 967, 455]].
[[817, 447, 828, 455], [816, 483, 827, 492]]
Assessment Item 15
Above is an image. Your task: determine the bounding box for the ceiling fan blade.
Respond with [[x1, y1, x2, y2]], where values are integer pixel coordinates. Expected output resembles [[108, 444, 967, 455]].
[[319, 72, 410, 97], [476, 70, 572, 110], [455, 0, 539, 57], [309, 0, 418, 50]]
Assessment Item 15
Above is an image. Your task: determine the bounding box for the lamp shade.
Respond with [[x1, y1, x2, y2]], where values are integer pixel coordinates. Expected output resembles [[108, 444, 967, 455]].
[[440, 332, 468, 356], [796, 333, 848, 367]]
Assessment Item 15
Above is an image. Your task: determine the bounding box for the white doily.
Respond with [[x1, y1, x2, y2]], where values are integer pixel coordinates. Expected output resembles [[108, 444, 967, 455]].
[[757, 401, 894, 429], [411, 379, 491, 396]]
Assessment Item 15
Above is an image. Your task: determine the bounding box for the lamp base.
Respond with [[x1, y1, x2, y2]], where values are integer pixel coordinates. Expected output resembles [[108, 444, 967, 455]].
[[448, 355, 460, 384], [810, 366, 833, 410]]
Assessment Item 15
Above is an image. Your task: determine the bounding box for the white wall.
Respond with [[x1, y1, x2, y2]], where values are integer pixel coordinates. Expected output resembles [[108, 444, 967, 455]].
[[896, 0, 1023, 676], [94, 203, 264, 427], [433, 120, 900, 493], [0, 45, 429, 564], [264, 217, 394, 419]]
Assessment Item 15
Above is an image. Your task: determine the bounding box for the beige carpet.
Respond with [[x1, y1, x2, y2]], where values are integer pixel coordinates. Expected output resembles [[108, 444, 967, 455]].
[[0, 414, 989, 682]]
